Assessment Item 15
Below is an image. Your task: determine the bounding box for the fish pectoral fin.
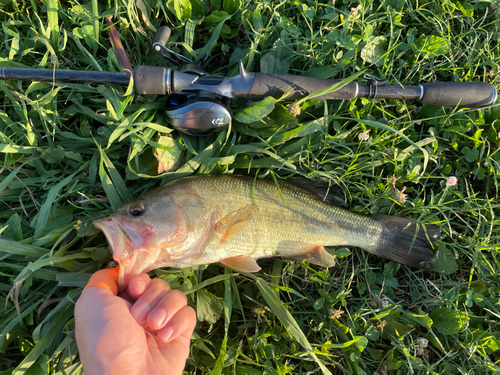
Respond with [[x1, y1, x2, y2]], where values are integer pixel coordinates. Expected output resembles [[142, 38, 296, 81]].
[[215, 203, 257, 242], [288, 245, 336, 267], [220, 256, 261, 272]]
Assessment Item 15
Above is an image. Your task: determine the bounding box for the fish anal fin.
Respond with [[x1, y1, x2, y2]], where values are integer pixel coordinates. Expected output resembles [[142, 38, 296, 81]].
[[220, 256, 261, 272], [288, 244, 336, 267], [215, 204, 257, 242]]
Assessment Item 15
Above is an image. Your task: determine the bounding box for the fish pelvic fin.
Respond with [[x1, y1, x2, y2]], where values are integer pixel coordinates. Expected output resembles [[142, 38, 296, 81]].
[[288, 244, 336, 267], [220, 256, 261, 272], [215, 203, 257, 242], [372, 215, 439, 269]]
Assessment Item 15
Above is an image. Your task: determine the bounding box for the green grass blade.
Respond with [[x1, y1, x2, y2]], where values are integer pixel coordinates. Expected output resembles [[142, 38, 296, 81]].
[[33, 172, 78, 240], [11, 252, 91, 290], [0, 239, 47, 258], [255, 278, 332, 375], [0, 144, 35, 154], [101, 151, 134, 203], [107, 109, 145, 147], [210, 269, 233, 374], [227, 144, 296, 170], [47, 0, 59, 48], [0, 164, 23, 196], [184, 21, 197, 59], [97, 145, 122, 210], [197, 15, 231, 57], [92, 0, 99, 41], [180, 273, 238, 295], [297, 69, 366, 104], [320, 336, 369, 349], [340, 116, 431, 173], [0, 300, 41, 344], [12, 299, 74, 375]]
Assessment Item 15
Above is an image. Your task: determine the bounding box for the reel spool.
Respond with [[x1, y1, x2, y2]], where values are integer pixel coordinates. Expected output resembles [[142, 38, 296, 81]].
[[166, 92, 231, 136]]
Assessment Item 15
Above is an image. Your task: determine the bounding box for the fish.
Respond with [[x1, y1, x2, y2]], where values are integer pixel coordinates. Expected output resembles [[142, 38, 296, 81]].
[[93, 175, 439, 289]]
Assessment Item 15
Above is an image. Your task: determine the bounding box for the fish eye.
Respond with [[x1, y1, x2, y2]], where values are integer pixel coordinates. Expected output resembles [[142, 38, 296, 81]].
[[130, 203, 145, 216]]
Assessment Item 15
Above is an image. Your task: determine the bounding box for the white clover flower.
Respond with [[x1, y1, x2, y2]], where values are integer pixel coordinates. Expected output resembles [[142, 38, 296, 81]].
[[446, 176, 458, 187], [358, 130, 370, 141]]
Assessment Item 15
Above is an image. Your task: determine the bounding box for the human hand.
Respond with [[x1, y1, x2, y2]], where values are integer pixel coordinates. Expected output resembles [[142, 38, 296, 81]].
[[75, 267, 196, 375]]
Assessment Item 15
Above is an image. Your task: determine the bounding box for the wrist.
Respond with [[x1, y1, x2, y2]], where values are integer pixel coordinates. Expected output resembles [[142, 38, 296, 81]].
[[82, 363, 135, 375]]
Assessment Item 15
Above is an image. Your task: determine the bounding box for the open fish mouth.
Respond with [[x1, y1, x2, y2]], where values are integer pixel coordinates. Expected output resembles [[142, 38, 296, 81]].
[[92, 216, 139, 275], [93, 216, 152, 290], [93, 216, 137, 285], [93, 217, 133, 258]]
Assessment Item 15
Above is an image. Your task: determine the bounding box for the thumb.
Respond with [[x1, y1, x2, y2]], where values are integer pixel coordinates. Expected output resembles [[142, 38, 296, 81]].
[[83, 267, 120, 296]]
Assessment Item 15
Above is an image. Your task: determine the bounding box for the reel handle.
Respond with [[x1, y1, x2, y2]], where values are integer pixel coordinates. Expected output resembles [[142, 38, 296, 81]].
[[151, 26, 194, 67], [153, 26, 172, 50]]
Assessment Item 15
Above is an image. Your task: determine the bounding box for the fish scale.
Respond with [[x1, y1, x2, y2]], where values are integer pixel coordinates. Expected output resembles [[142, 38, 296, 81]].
[[181, 176, 382, 263]]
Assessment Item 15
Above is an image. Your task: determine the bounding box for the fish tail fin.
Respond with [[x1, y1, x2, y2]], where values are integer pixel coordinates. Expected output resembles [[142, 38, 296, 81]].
[[371, 215, 439, 269]]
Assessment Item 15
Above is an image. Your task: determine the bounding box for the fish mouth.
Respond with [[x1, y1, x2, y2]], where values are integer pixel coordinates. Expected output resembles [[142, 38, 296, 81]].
[[93, 217, 135, 258], [93, 216, 137, 290]]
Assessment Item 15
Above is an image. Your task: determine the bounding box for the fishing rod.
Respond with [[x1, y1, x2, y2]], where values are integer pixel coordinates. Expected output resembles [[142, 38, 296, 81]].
[[0, 26, 497, 136]]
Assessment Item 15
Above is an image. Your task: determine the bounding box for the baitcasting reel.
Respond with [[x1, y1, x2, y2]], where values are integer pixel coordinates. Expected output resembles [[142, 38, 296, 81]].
[[152, 26, 232, 136]]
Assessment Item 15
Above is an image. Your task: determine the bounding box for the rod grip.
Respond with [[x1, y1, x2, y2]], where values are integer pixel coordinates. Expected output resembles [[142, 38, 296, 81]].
[[246, 73, 359, 100], [153, 26, 171, 47], [421, 82, 497, 107], [133, 65, 167, 95]]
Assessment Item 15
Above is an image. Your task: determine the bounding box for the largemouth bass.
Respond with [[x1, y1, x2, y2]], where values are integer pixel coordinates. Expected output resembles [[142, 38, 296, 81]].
[[93, 175, 439, 289]]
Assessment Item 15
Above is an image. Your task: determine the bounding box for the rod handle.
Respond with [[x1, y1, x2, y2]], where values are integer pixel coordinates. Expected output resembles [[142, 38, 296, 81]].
[[421, 82, 497, 108], [133, 66, 168, 95], [245, 73, 359, 100]]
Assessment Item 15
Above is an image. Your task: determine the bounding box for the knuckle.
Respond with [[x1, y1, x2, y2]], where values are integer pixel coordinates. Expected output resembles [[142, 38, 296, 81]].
[[170, 289, 188, 304], [185, 305, 196, 318], [151, 277, 170, 290]]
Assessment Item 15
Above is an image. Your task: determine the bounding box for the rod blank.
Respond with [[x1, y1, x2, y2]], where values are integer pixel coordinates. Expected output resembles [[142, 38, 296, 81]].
[[0, 68, 131, 86]]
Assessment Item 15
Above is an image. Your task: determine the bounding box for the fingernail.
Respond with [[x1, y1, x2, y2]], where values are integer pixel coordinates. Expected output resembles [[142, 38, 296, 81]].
[[135, 279, 148, 295], [132, 301, 150, 321], [159, 326, 174, 342], [150, 308, 167, 327]]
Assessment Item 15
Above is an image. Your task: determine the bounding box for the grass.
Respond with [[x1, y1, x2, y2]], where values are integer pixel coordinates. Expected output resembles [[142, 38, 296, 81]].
[[0, 0, 499, 374]]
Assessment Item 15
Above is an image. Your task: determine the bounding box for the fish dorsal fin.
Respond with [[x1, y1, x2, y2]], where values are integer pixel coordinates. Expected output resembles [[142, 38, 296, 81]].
[[220, 256, 261, 272], [288, 244, 336, 267], [215, 203, 257, 242], [287, 180, 345, 206]]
